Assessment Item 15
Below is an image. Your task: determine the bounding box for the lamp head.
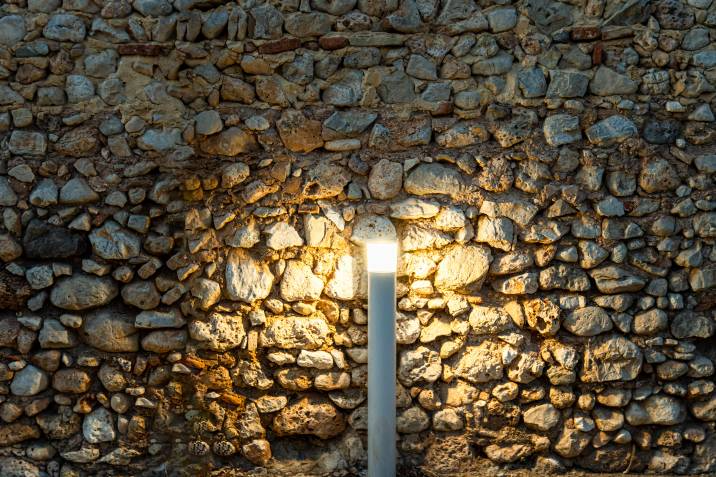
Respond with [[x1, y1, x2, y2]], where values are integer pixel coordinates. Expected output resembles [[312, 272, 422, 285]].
[[365, 240, 398, 273]]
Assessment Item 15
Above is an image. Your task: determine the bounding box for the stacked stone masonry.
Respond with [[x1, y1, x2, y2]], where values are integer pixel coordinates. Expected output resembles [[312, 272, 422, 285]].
[[0, 0, 715, 475]]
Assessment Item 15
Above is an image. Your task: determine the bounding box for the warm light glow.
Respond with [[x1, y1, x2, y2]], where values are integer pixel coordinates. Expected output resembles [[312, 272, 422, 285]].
[[366, 241, 398, 273]]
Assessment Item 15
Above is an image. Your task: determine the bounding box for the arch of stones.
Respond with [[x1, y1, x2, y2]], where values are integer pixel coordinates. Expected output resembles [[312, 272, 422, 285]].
[[0, 0, 715, 475]]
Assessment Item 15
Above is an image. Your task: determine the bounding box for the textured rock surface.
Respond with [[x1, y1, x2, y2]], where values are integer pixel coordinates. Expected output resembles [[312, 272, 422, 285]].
[[0, 0, 713, 475]]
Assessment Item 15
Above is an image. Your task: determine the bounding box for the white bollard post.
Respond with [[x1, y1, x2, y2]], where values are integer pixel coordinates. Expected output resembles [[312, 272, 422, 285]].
[[366, 241, 398, 477]]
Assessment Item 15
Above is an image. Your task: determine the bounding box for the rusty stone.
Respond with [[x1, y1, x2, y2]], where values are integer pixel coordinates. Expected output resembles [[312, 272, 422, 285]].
[[258, 37, 301, 55], [117, 44, 166, 56], [318, 35, 348, 50]]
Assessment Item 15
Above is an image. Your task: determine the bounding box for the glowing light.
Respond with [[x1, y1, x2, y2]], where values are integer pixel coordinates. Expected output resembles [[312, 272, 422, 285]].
[[365, 240, 398, 273]]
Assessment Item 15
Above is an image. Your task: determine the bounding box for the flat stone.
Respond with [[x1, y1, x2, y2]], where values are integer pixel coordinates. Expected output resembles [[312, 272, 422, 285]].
[[350, 214, 397, 245], [265, 222, 304, 250], [325, 254, 366, 300], [523, 403, 560, 431], [0, 458, 40, 477], [547, 70, 589, 98], [404, 163, 468, 199]]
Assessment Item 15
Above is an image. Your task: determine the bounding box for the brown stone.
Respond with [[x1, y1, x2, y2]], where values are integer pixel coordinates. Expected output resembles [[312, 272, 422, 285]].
[[272, 395, 345, 439], [258, 37, 301, 54], [0, 421, 41, 446], [318, 35, 348, 50], [276, 110, 324, 153], [0, 270, 31, 311], [199, 127, 258, 156], [117, 44, 166, 56], [52, 368, 91, 393], [571, 26, 600, 41]]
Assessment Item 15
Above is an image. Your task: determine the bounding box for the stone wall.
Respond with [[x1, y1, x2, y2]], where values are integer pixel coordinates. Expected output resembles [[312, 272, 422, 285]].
[[0, 0, 715, 475]]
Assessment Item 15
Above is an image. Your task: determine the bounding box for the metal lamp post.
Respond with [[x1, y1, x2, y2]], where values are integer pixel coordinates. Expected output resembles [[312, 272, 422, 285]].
[[366, 240, 398, 477]]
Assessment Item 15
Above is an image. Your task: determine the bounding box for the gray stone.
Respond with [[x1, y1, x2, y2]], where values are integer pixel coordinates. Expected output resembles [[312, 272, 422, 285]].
[[24, 220, 85, 259], [9, 131, 47, 156], [643, 119, 680, 144], [0, 15, 26, 46], [547, 70, 590, 98], [323, 70, 364, 106], [323, 111, 377, 139], [0, 177, 17, 206], [60, 178, 99, 205], [66, 75, 95, 103], [284, 12, 333, 37], [517, 67, 547, 98], [10, 365, 48, 396], [83, 407, 116, 443], [586, 115, 638, 146], [84, 50, 118, 78], [625, 395, 686, 426], [563, 307, 613, 337], [682, 28, 710, 50], [377, 71, 416, 103], [406, 54, 437, 80], [29, 179, 58, 207], [121, 281, 160, 310], [486, 7, 517, 32], [472, 53, 513, 76], [134, 0, 173, 16], [543, 114, 581, 146], [0, 458, 40, 477], [195, 110, 223, 136], [250, 4, 283, 39], [50, 275, 118, 310], [589, 66, 639, 96], [90, 221, 141, 260], [43, 14, 86, 42]]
